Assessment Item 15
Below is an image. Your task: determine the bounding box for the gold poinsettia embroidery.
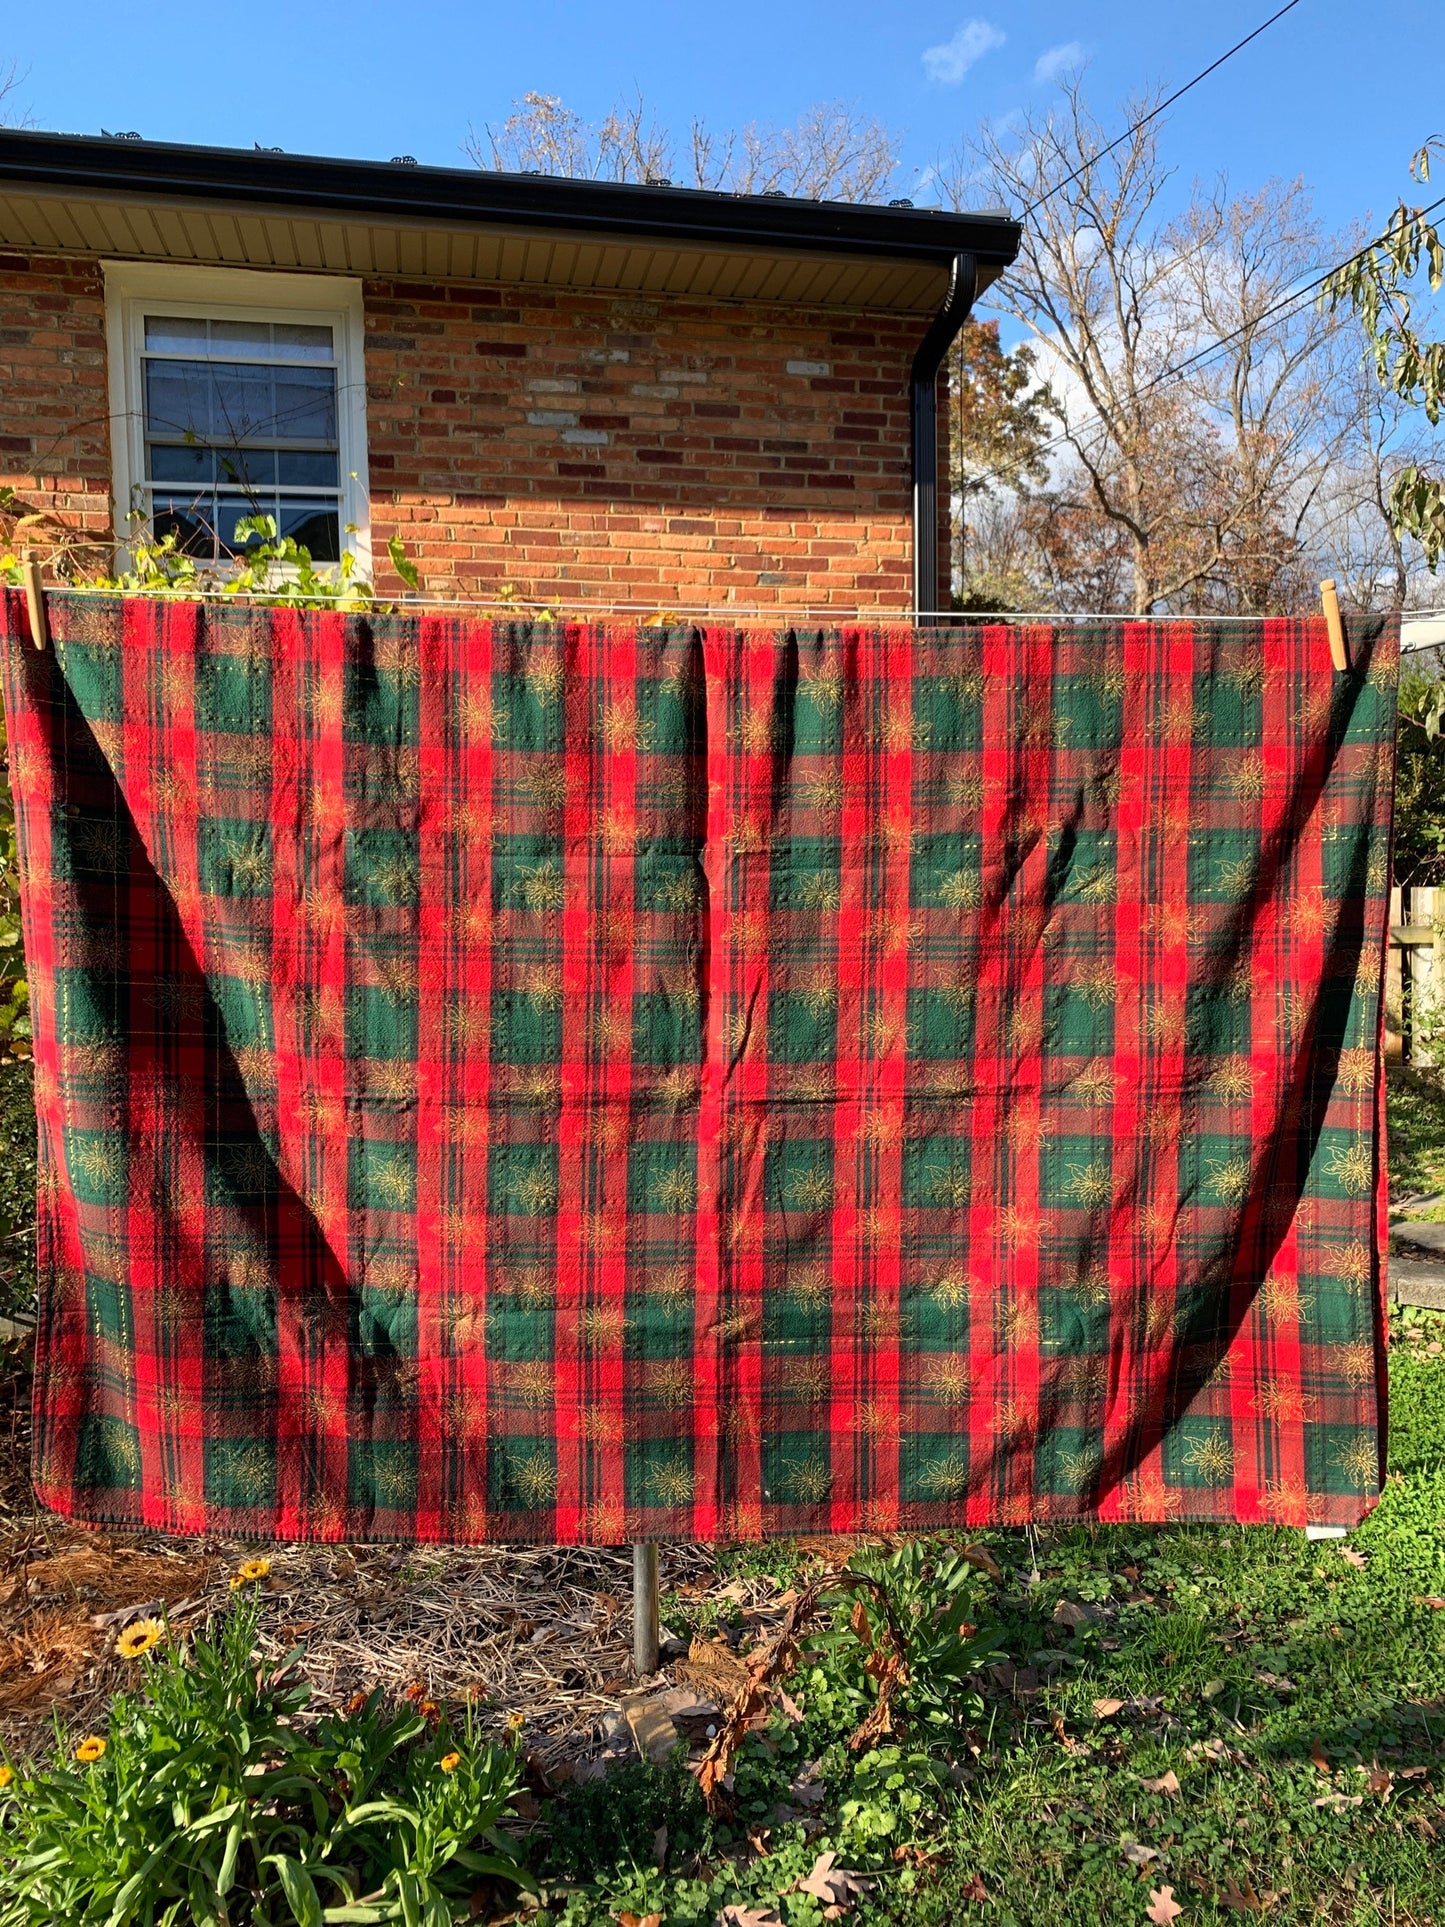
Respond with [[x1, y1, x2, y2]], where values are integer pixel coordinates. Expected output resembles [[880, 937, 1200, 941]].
[[648, 1459, 696, 1507], [1071, 1060, 1119, 1105], [1324, 1138, 1373, 1196], [1062, 1163, 1112, 1209], [508, 1451, 557, 1507], [1182, 1428, 1235, 1483], [917, 1450, 971, 1499], [515, 860, 564, 913], [521, 757, 567, 812], [922, 1356, 970, 1404], [803, 768, 844, 819], [778, 1454, 832, 1504], [944, 768, 985, 810], [643, 1361, 692, 1408], [1207, 1056, 1255, 1105], [1330, 1436, 1379, 1489], [1229, 751, 1266, 801], [781, 1357, 829, 1403]]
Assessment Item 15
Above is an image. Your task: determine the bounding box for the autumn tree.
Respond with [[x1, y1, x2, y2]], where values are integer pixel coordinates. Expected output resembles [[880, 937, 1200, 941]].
[[943, 80, 1352, 615], [469, 93, 900, 202], [948, 320, 1053, 606]]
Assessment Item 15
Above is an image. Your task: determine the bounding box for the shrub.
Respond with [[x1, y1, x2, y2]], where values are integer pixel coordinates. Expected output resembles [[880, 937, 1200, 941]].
[[0, 1594, 530, 1926]]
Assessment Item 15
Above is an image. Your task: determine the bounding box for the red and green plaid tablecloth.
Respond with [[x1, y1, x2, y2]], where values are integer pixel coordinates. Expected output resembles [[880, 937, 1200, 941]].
[[0, 595, 1398, 1539]]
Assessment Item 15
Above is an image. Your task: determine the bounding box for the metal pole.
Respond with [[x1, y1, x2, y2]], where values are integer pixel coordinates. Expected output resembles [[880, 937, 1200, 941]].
[[632, 1540, 659, 1676]]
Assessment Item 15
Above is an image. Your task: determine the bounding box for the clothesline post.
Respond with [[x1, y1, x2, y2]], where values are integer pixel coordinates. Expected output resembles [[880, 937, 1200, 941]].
[[632, 1540, 660, 1676]]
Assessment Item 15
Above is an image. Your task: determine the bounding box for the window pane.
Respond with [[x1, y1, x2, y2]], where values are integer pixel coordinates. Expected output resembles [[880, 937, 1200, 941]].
[[280, 500, 341, 561], [144, 315, 209, 354], [153, 494, 217, 557], [272, 322, 335, 361], [145, 360, 214, 440], [272, 365, 337, 442], [148, 443, 213, 484], [276, 449, 339, 488], [208, 318, 272, 357], [216, 447, 277, 490], [208, 363, 280, 443]]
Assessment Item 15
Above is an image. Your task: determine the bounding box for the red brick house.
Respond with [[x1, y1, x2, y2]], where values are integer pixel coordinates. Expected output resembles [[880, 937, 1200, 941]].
[[0, 131, 1019, 613]]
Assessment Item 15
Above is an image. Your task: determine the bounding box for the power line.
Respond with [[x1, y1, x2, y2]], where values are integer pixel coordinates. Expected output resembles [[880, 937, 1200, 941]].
[[1023, 0, 1307, 218]]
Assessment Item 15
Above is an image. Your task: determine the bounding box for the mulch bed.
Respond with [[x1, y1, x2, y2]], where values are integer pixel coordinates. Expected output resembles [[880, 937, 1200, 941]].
[[0, 1335, 818, 1774]]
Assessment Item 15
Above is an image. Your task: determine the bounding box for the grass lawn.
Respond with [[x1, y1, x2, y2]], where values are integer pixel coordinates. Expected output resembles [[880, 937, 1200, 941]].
[[547, 1318, 1445, 1927], [1390, 1063, 1445, 1203]]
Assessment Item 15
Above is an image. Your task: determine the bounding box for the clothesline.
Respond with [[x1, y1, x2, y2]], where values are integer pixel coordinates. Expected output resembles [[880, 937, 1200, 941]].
[[24, 585, 1445, 632]]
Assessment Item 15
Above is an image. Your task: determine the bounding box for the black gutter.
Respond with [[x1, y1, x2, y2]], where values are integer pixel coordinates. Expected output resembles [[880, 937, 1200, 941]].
[[910, 251, 978, 619], [0, 129, 1021, 270]]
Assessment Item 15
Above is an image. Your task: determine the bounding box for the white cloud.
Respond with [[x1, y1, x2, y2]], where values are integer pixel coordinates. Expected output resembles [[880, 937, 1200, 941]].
[[1033, 40, 1087, 84], [922, 20, 1007, 85]]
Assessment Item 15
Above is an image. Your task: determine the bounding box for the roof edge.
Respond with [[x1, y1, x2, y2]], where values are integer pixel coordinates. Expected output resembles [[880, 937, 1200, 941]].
[[0, 129, 1022, 270]]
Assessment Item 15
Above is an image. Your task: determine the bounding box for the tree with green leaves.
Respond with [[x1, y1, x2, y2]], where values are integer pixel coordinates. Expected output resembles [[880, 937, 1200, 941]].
[[1324, 141, 1445, 571]]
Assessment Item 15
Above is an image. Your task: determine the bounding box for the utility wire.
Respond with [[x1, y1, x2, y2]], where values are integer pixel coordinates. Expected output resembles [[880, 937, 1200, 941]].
[[1022, 0, 1307, 217]]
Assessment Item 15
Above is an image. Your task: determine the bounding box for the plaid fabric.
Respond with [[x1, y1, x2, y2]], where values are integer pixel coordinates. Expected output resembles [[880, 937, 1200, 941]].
[[0, 594, 1398, 1540]]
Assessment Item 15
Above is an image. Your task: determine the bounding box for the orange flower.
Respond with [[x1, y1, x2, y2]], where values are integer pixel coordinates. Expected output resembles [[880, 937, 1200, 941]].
[[116, 1618, 164, 1660], [75, 1737, 106, 1764], [440, 1751, 461, 1773], [0, 1764, 13, 1789]]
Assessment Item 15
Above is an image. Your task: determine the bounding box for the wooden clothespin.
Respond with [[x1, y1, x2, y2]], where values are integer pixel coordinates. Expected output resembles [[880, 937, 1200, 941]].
[[20, 551, 48, 652], [1319, 579, 1347, 672]]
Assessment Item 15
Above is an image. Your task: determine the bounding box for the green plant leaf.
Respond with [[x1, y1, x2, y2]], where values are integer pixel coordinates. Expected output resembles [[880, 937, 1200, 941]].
[[267, 1852, 325, 1927], [387, 535, 420, 592]]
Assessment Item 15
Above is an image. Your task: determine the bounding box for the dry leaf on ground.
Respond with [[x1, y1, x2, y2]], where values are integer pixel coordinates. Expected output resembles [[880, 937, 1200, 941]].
[[792, 1851, 870, 1907], [1121, 1839, 1159, 1866], [1146, 1887, 1184, 1925], [1219, 1875, 1277, 1912], [959, 1544, 1003, 1583], [1338, 1545, 1368, 1569], [1092, 1696, 1125, 1718], [1140, 1770, 1181, 1797]]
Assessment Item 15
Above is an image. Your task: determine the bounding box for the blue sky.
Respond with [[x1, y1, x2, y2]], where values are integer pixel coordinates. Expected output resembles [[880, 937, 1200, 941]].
[[3, 0, 1438, 250]]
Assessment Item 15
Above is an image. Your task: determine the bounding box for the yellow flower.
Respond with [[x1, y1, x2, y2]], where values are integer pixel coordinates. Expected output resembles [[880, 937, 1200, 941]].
[[115, 1618, 164, 1660], [230, 1557, 272, 1591], [507, 1713, 525, 1731], [440, 1751, 461, 1773], [75, 1737, 107, 1764], [0, 1765, 12, 1789]]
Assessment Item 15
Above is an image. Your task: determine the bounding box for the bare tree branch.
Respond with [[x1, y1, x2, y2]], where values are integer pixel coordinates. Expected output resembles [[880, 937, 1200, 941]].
[[467, 93, 899, 202]]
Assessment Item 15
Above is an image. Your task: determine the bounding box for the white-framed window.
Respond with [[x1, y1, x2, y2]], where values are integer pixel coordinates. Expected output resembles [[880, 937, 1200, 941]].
[[104, 262, 370, 573]]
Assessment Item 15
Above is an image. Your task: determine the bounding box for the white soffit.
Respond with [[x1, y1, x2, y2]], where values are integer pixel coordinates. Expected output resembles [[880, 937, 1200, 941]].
[[0, 185, 989, 315]]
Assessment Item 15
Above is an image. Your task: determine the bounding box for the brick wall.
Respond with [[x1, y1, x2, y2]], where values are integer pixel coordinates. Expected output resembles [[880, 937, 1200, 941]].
[[0, 253, 112, 552], [0, 252, 951, 611], [364, 280, 946, 611]]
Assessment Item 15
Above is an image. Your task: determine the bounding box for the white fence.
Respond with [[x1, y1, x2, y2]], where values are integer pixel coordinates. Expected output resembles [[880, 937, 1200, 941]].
[[1387, 885, 1439, 1067]]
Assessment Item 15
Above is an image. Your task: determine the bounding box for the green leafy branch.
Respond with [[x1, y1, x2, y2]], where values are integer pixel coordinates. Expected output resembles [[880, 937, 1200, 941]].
[[1323, 140, 1445, 567]]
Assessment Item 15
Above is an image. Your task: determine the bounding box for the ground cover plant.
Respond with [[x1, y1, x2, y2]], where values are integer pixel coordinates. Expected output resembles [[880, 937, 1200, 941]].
[[528, 1315, 1443, 1927]]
